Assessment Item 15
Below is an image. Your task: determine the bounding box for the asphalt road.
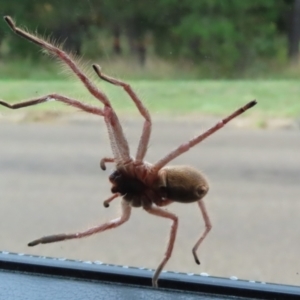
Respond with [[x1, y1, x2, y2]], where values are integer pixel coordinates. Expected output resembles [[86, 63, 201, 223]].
[[0, 117, 299, 286]]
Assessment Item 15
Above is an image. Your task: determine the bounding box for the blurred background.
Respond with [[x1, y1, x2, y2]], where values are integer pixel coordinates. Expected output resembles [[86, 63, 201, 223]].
[[1, 0, 300, 79], [0, 0, 300, 289]]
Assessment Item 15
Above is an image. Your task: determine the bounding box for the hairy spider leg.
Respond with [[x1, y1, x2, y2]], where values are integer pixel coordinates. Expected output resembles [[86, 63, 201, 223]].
[[3, 16, 131, 165], [93, 64, 152, 162], [0, 94, 104, 116], [152, 100, 257, 172], [144, 205, 178, 288], [192, 199, 212, 265], [28, 198, 130, 246]]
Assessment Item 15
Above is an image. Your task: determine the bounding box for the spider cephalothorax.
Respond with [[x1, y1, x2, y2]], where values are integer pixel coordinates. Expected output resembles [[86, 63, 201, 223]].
[[109, 169, 151, 207], [0, 16, 257, 288]]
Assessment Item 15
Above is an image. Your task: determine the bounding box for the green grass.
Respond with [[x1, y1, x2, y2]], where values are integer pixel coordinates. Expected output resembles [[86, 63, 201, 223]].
[[0, 80, 299, 119]]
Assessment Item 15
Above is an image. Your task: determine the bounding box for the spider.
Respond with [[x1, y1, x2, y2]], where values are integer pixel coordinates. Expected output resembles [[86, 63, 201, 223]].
[[0, 16, 257, 287]]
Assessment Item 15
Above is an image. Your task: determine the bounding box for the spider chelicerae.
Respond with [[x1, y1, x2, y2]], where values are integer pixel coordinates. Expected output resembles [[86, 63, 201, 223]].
[[0, 16, 257, 287]]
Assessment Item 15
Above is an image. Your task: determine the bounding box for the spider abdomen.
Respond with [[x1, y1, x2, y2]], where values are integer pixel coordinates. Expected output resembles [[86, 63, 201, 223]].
[[157, 166, 209, 203]]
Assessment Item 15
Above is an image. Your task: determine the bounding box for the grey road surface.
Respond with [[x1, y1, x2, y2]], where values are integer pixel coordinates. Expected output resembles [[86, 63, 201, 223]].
[[0, 118, 299, 287]]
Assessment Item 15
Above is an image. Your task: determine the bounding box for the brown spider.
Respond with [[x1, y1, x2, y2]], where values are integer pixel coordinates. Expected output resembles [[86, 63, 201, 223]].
[[0, 16, 257, 287]]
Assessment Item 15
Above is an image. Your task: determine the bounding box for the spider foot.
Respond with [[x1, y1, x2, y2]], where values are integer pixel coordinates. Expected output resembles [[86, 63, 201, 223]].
[[193, 252, 201, 265], [103, 201, 110, 208], [28, 234, 69, 246], [0, 100, 12, 108]]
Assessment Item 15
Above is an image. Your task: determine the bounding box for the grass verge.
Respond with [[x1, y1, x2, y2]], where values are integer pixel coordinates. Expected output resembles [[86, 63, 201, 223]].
[[0, 80, 299, 119]]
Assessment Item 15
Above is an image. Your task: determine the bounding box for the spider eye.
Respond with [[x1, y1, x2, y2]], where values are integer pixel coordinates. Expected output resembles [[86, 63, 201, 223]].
[[109, 170, 121, 182]]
